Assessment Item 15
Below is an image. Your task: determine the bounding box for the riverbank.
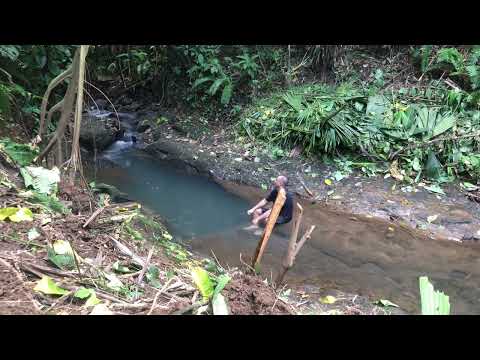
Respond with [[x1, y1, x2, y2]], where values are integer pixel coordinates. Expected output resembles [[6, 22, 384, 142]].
[[128, 103, 480, 245]]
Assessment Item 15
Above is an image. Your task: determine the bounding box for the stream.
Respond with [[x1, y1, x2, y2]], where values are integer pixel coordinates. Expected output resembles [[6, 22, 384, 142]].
[[89, 111, 480, 315]]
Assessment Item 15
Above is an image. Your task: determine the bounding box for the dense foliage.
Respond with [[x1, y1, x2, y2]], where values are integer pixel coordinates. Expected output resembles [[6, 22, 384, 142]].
[[2, 44, 480, 185]]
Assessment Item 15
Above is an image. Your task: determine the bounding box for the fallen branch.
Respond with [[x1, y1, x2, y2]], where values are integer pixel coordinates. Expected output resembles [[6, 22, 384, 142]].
[[276, 224, 316, 286], [297, 176, 314, 198], [136, 248, 154, 285], [83, 206, 106, 228], [109, 236, 145, 267]]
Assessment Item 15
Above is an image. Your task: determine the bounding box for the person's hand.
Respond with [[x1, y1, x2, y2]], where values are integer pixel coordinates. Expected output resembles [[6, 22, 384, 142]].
[[247, 209, 254, 216]]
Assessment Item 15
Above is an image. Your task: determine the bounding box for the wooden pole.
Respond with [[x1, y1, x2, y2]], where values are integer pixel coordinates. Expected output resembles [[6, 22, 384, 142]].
[[276, 224, 316, 286], [275, 203, 303, 285], [252, 187, 286, 268], [285, 203, 303, 269]]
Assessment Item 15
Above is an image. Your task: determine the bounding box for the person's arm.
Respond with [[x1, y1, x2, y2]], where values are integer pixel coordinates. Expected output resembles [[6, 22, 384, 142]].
[[247, 198, 267, 215]]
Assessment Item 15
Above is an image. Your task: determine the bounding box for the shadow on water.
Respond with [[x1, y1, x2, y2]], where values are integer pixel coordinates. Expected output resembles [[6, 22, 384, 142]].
[[91, 129, 480, 314]]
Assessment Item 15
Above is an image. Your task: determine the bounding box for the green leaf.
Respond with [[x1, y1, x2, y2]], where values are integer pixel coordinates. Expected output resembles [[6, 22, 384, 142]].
[[112, 261, 131, 274], [212, 293, 229, 315], [19, 166, 60, 195], [146, 265, 162, 288], [34, 276, 69, 296], [208, 78, 226, 96], [47, 246, 75, 270], [213, 274, 231, 300], [0, 139, 38, 166], [192, 77, 212, 89], [419, 276, 450, 315], [425, 151, 443, 180], [220, 83, 233, 105], [412, 157, 422, 172], [9, 207, 33, 222], [0, 207, 19, 221], [74, 287, 92, 299], [85, 293, 101, 307], [424, 184, 445, 195], [375, 299, 399, 308], [432, 113, 456, 138], [191, 267, 214, 300]]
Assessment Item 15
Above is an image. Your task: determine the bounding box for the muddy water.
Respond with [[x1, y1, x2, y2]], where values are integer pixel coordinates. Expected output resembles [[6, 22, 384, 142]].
[[91, 116, 480, 314]]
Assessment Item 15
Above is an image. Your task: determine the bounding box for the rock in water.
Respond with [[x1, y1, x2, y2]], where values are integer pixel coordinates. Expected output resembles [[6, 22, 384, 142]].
[[79, 115, 117, 151]]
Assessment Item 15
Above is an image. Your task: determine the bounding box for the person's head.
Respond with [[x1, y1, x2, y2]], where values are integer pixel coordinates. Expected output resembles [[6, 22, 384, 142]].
[[274, 175, 288, 189]]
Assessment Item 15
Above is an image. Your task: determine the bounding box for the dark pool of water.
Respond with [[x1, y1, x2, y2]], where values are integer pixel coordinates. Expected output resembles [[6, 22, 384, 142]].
[[94, 149, 251, 239]]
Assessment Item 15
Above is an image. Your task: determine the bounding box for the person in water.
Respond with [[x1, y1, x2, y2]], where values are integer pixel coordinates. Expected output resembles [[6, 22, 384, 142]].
[[246, 175, 293, 227]]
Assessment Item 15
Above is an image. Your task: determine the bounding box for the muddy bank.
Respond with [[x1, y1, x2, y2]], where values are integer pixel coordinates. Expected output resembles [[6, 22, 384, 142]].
[[138, 113, 480, 244]]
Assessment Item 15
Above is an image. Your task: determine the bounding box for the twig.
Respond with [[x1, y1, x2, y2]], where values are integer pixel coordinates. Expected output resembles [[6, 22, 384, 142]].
[[83, 206, 106, 228], [136, 248, 154, 285], [148, 277, 176, 315], [239, 253, 256, 273], [108, 235, 145, 267], [172, 300, 208, 315], [23, 263, 77, 278], [297, 176, 314, 198]]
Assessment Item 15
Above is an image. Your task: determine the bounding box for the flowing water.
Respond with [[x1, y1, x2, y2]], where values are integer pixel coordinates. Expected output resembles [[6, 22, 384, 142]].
[[90, 112, 480, 314]]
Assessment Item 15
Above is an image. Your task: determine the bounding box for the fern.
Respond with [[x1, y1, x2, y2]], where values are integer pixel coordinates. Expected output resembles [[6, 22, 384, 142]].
[[466, 47, 480, 90], [437, 47, 465, 73]]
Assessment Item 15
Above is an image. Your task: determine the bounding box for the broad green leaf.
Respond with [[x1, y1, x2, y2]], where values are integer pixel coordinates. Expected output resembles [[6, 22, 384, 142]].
[[74, 287, 92, 299], [213, 274, 231, 300], [419, 276, 450, 315], [47, 246, 75, 270], [20, 166, 60, 195], [0, 139, 38, 166], [208, 78, 226, 96], [191, 267, 214, 300], [375, 299, 399, 308], [412, 157, 422, 172], [73, 287, 92, 299], [221, 83, 232, 105], [9, 207, 33, 222], [192, 77, 212, 89], [212, 293, 229, 315], [85, 293, 101, 307], [34, 276, 69, 296], [425, 151, 443, 180], [0, 207, 18, 220], [432, 113, 456, 138]]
